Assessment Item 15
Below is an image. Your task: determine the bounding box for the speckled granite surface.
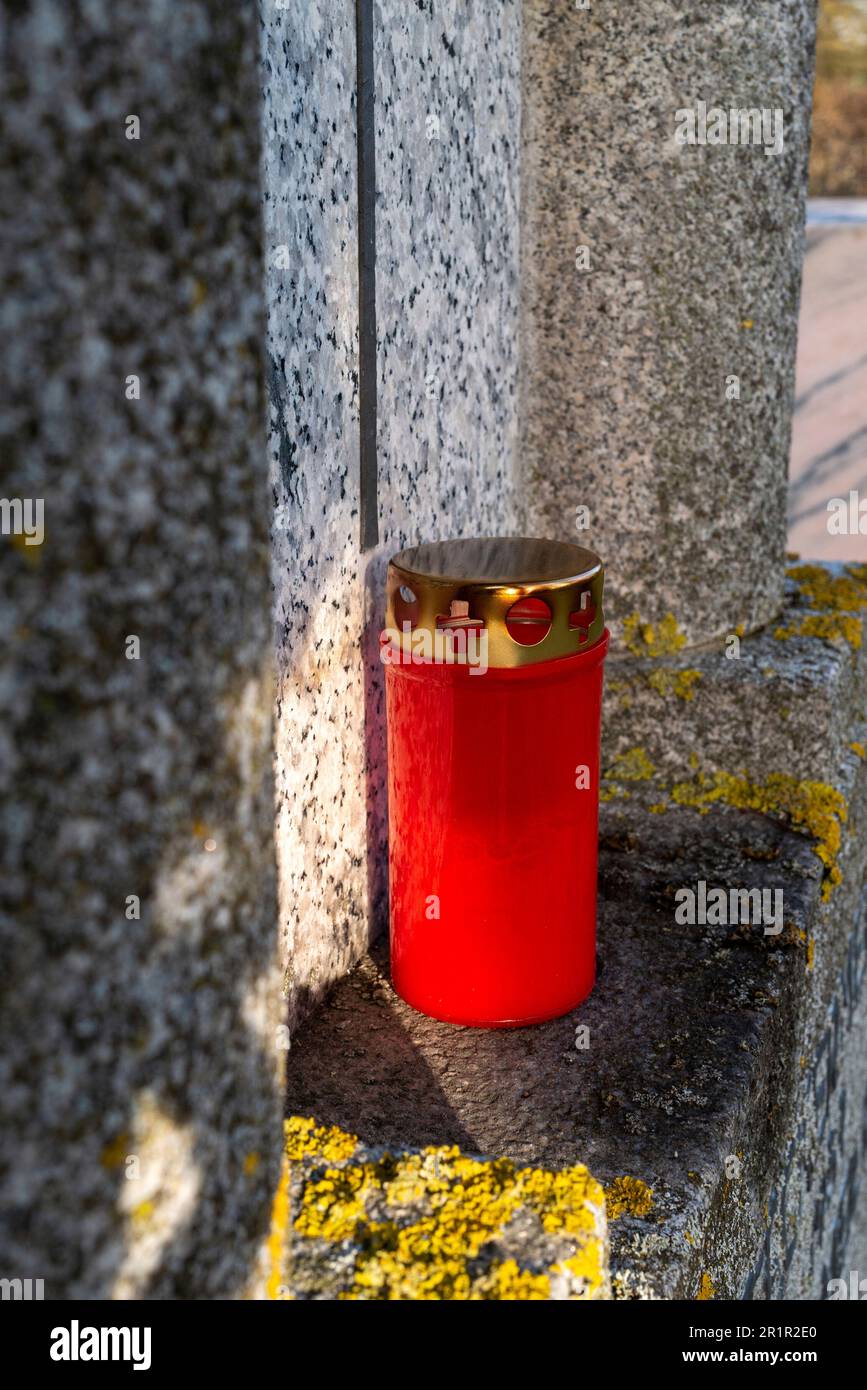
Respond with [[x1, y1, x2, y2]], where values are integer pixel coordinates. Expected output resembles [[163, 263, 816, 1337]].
[[261, 1, 366, 1029], [374, 0, 522, 545], [263, 0, 522, 1031], [520, 0, 818, 646], [1, 0, 281, 1297]]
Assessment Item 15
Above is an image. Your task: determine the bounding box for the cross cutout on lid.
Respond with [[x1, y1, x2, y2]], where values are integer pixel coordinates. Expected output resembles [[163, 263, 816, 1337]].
[[568, 590, 596, 639]]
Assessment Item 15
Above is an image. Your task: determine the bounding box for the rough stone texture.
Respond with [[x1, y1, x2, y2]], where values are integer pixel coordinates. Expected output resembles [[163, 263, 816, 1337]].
[[0, 1, 281, 1297], [277, 1115, 609, 1300], [286, 610, 867, 1298], [603, 563, 867, 786], [519, 0, 818, 646], [264, 0, 522, 1031]]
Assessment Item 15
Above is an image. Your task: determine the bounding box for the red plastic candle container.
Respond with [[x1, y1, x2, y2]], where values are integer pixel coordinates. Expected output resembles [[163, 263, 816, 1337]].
[[382, 537, 608, 1028]]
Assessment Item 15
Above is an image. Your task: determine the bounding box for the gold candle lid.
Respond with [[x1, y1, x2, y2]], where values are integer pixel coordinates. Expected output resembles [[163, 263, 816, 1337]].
[[385, 537, 604, 669]]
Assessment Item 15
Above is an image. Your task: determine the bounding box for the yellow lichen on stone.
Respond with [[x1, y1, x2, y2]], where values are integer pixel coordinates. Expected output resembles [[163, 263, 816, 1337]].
[[850, 742, 866, 759], [295, 1163, 370, 1244], [284, 1122, 608, 1300], [100, 1133, 130, 1170], [600, 745, 658, 802], [266, 1155, 291, 1300], [696, 1271, 716, 1300], [647, 669, 702, 702], [285, 1115, 359, 1164], [670, 769, 847, 899], [604, 746, 656, 783], [605, 1175, 653, 1220], [788, 563, 867, 612], [472, 1259, 551, 1300], [774, 613, 862, 650], [623, 612, 687, 658], [776, 564, 867, 649], [340, 1149, 606, 1300], [522, 1163, 607, 1237]]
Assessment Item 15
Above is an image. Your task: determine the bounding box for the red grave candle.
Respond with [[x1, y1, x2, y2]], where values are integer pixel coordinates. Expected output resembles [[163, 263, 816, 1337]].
[[382, 537, 608, 1027]]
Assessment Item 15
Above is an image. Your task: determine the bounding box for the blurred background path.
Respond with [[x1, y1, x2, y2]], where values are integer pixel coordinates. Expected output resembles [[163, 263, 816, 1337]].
[[788, 0, 867, 562], [788, 203, 867, 560]]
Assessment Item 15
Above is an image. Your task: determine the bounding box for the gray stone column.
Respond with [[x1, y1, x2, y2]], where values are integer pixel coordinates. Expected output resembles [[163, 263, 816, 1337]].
[[519, 0, 818, 645], [0, 1, 281, 1297]]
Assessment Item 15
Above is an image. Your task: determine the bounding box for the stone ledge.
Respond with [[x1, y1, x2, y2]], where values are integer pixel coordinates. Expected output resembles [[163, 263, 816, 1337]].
[[284, 586, 867, 1299], [603, 563, 867, 786]]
